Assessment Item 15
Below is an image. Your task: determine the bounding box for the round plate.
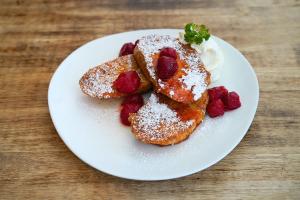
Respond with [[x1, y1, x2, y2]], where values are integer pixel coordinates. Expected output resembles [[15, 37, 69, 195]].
[[48, 29, 259, 181]]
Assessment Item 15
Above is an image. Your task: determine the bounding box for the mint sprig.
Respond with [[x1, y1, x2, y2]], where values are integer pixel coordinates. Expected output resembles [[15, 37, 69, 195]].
[[184, 23, 210, 45]]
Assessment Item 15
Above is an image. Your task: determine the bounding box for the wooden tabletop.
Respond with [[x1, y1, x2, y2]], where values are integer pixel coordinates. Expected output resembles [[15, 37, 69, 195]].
[[1, 0, 299, 199]]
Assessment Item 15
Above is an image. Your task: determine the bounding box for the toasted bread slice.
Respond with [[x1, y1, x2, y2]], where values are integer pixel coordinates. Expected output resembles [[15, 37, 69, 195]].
[[79, 55, 151, 99], [129, 91, 208, 146], [134, 35, 211, 104]]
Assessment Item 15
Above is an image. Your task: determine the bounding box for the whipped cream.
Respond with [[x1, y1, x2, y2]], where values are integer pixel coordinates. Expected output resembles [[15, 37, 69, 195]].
[[179, 32, 224, 82]]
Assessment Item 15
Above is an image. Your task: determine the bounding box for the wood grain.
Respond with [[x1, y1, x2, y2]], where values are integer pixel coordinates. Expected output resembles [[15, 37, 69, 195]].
[[0, 0, 299, 199]]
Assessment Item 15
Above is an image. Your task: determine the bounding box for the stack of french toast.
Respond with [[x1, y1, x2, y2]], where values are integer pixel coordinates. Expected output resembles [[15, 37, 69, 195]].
[[79, 34, 211, 146]]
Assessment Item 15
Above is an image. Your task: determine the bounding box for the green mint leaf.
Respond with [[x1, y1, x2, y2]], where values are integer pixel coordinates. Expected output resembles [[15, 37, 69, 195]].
[[184, 23, 194, 33], [183, 23, 211, 45]]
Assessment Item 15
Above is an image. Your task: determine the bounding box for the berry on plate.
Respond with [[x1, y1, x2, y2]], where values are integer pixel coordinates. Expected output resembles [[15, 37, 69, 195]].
[[121, 94, 144, 107], [113, 71, 140, 94], [207, 99, 225, 118], [207, 86, 241, 118], [159, 47, 177, 59], [119, 94, 144, 126], [208, 86, 228, 102], [156, 56, 178, 80], [222, 91, 241, 110], [119, 42, 135, 56]]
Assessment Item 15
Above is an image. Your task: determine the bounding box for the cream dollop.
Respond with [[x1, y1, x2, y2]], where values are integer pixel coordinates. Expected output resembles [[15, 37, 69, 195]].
[[179, 32, 224, 82]]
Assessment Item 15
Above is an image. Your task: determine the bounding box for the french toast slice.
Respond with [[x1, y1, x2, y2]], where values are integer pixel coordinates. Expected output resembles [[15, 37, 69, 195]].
[[79, 55, 151, 99], [134, 34, 211, 104], [129, 91, 209, 146]]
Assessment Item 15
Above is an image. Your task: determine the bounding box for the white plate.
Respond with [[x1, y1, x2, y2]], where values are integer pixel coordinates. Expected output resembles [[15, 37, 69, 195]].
[[48, 29, 259, 181]]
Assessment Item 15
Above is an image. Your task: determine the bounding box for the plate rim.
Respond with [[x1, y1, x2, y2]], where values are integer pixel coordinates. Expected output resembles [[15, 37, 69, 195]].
[[48, 29, 259, 181]]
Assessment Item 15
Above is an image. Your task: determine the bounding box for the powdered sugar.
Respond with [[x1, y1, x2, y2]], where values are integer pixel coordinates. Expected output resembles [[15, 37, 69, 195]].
[[169, 90, 174, 96], [180, 68, 206, 100], [80, 55, 136, 98], [158, 79, 165, 89], [137, 35, 179, 79], [137, 35, 181, 80], [137, 34, 209, 101], [81, 63, 115, 98], [132, 94, 194, 142]]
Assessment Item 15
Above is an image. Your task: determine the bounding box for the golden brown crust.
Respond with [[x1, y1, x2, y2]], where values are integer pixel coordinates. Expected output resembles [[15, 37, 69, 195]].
[[79, 55, 151, 99], [129, 91, 209, 146], [133, 48, 157, 89]]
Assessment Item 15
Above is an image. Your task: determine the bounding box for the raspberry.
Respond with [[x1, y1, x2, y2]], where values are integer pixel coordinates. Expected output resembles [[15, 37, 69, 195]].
[[120, 94, 144, 126], [207, 99, 225, 118], [121, 94, 144, 107], [120, 103, 143, 126], [159, 47, 177, 59], [113, 71, 140, 94], [119, 42, 135, 56], [156, 56, 178, 80], [208, 86, 228, 102], [222, 91, 241, 110]]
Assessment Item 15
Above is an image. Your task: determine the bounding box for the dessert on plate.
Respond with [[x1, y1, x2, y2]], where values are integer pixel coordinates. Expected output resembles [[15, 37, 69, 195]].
[[134, 34, 210, 104], [129, 92, 208, 145], [79, 54, 151, 99], [79, 23, 241, 146]]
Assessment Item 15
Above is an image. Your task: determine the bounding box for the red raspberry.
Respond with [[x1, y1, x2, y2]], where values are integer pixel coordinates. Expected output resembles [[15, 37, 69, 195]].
[[113, 71, 140, 94], [119, 42, 135, 56], [222, 91, 241, 110], [156, 56, 178, 80], [208, 86, 228, 102], [120, 103, 143, 126], [160, 47, 177, 59], [121, 94, 144, 107], [207, 99, 225, 118]]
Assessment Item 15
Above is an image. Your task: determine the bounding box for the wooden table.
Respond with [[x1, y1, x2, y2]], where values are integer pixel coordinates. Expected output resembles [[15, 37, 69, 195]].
[[1, 0, 299, 199]]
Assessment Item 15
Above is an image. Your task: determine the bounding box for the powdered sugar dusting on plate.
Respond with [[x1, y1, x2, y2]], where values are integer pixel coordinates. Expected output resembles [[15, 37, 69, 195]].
[[131, 93, 194, 142]]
